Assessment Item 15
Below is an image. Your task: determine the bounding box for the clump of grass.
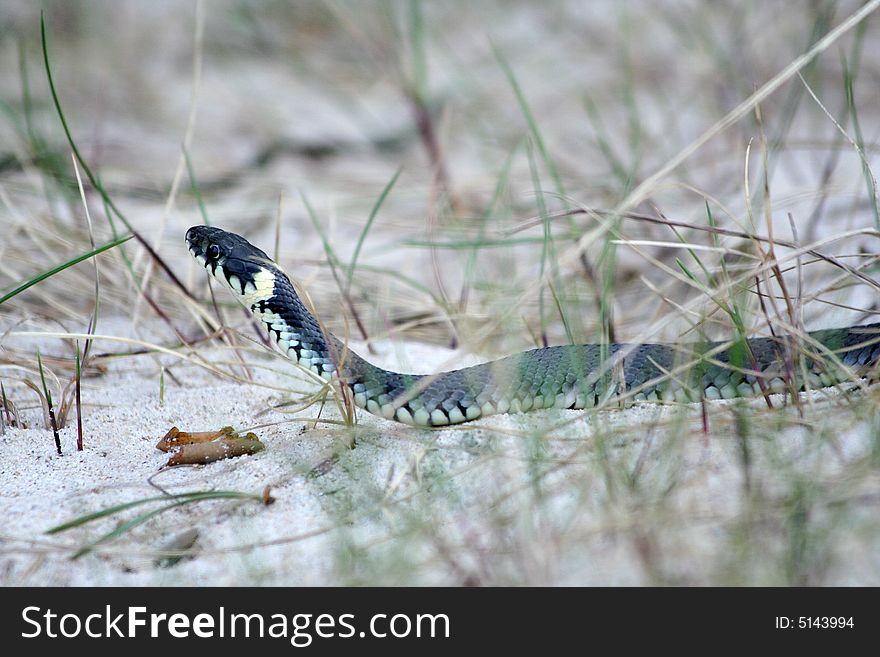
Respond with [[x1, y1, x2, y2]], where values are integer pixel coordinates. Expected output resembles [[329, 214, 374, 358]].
[[0, 382, 26, 430]]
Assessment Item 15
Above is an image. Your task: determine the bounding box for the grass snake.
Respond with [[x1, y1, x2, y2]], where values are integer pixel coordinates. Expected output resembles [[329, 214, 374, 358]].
[[186, 225, 880, 427]]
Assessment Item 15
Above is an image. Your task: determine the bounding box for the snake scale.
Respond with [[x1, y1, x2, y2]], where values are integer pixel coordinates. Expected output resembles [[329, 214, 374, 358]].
[[186, 225, 880, 427]]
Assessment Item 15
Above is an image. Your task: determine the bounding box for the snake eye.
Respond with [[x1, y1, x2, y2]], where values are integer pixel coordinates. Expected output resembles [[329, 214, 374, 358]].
[[206, 244, 221, 260]]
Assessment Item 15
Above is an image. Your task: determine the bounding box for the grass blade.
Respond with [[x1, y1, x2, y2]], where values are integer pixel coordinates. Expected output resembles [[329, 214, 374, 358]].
[[67, 490, 262, 559], [46, 490, 261, 534], [345, 166, 401, 295], [74, 342, 83, 451], [0, 234, 133, 306], [36, 351, 61, 454]]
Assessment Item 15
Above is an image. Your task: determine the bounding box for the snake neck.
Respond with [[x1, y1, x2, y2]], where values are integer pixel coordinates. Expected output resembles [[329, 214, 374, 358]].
[[240, 262, 386, 385], [243, 264, 466, 423]]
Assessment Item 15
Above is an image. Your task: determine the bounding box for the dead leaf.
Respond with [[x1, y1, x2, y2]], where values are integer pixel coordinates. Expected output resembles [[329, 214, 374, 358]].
[[155, 425, 235, 452], [164, 433, 265, 466]]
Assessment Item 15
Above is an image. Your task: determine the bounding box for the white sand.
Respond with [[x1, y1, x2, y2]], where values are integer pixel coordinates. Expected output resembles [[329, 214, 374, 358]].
[[2, 315, 878, 586]]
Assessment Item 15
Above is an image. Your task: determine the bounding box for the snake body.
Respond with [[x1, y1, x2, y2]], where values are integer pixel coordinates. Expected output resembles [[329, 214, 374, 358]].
[[186, 226, 880, 427]]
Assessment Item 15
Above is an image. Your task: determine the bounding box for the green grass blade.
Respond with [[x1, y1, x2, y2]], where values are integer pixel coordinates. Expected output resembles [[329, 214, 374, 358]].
[[0, 234, 133, 306], [65, 490, 263, 559], [36, 350, 62, 454], [492, 42, 565, 197], [71, 501, 185, 559], [402, 236, 546, 249], [47, 490, 262, 534], [46, 495, 174, 533], [408, 0, 427, 103], [41, 13, 192, 299], [345, 166, 401, 295], [184, 146, 211, 225], [843, 53, 880, 231]]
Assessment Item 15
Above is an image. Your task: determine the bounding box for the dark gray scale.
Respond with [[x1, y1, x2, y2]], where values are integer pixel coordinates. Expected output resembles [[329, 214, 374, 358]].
[[426, 362, 493, 410], [743, 336, 787, 372], [808, 326, 880, 380], [621, 343, 675, 391]]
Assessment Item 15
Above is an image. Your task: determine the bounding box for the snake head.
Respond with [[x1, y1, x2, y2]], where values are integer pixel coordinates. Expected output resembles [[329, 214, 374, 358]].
[[186, 225, 276, 297]]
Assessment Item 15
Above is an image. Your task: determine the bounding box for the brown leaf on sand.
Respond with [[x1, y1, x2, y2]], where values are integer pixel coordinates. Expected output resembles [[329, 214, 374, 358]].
[[155, 425, 235, 452], [156, 425, 265, 466]]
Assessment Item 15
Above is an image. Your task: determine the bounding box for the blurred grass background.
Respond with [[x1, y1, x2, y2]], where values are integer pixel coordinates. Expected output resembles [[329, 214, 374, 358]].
[[1, 0, 880, 585]]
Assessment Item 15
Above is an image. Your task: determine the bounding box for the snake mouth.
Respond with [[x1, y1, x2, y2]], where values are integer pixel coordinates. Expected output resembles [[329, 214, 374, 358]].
[[186, 225, 222, 272]]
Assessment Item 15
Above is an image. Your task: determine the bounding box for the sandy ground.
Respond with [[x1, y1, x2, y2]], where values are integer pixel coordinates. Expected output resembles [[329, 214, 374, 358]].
[[2, 316, 879, 585]]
